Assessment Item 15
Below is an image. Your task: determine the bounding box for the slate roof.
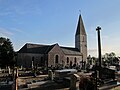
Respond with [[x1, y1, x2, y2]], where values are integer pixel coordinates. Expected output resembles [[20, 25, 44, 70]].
[[18, 43, 55, 54], [76, 14, 86, 35], [61, 47, 81, 55], [18, 43, 82, 55]]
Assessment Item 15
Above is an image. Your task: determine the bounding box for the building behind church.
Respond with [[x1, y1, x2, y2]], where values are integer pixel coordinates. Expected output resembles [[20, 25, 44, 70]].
[[17, 15, 87, 68]]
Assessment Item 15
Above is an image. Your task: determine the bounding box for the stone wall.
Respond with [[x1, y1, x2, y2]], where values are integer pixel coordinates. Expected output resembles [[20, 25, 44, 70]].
[[17, 53, 45, 68], [64, 55, 82, 67], [17, 44, 83, 68], [48, 44, 64, 67]]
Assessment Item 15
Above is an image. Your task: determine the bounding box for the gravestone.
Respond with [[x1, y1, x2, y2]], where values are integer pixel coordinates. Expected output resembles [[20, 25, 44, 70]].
[[100, 67, 115, 80], [32, 60, 34, 69], [70, 74, 80, 90], [48, 70, 53, 80], [8, 66, 11, 75]]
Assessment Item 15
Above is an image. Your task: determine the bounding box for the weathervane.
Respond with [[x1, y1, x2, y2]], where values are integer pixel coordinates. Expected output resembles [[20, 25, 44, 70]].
[[79, 10, 81, 15]]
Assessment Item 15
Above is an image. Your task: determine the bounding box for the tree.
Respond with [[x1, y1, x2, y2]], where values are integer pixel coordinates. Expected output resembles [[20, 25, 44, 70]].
[[0, 37, 15, 68], [102, 52, 119, 66]]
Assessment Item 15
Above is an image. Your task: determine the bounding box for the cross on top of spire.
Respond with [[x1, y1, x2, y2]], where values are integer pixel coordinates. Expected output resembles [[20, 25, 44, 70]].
[[96, 26, 101, 31], [79, 10, 81, 15]]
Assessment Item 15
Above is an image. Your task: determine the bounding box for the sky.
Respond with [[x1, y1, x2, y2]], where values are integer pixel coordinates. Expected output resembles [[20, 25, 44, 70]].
[[0, 0, 120, 57]]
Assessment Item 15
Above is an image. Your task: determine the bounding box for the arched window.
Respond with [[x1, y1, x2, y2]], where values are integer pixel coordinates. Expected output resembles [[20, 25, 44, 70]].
[[67, 57, 69, 63], [41, 57, 43, 61], [32, 56, 34, 62], [40, 57, 44, 66], [83, 36, 84, 42], [55, 55, 59, 63], [70, 61, 72, 68], [74, 57, 77, 63]]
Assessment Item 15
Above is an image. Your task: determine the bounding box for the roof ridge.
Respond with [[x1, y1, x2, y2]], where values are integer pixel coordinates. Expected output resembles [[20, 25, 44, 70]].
[[26, 43, 51, 47], [60, 46, 79, 49], [44, 44, 57, 53]]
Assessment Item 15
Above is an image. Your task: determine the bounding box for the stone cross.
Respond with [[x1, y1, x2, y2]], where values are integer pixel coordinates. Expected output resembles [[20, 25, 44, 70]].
[[96, 26, 102, 79], [96, 26, 102, 67]]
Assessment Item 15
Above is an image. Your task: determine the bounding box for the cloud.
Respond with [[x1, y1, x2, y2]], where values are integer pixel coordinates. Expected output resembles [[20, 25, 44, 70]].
[[10, 28, 24, 33], [88, 48, 111, 57], [102, 35, 109, 39], [0, 7, 13, 16], [10, 27, 31, 37], [13, 6, 42, 16], [0, 11, 12, 16], [0, 27, 13, 37], [88, 49, 97, 52], [0, 0, 42, 17], [88, 49, 97, 57]]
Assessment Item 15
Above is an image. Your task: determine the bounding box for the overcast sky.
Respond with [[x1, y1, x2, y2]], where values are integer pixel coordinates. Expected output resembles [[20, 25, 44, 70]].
[[0, 0, 120, 57]]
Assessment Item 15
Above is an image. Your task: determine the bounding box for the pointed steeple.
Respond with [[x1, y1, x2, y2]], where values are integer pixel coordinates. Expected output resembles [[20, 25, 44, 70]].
[[75, 14, 86, 35], [75, 14, 87, 61]]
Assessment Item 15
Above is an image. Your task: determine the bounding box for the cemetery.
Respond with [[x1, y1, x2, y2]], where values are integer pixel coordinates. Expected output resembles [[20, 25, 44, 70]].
[[0, 65, 120, 90], [0, 25, 120, 90], [0, 5, 120, 90], [0, 26, 120, 90]]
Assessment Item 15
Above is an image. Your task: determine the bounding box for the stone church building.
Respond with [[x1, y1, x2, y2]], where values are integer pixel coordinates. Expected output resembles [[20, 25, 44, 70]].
[[17, 15, 87, 68]]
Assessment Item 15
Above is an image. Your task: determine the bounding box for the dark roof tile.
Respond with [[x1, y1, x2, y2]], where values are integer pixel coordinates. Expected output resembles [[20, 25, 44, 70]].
[[18, 43, 52, 54], [18, 43, 82, 55], [60, 46, 82, 55], [76, 14, 86, 35]]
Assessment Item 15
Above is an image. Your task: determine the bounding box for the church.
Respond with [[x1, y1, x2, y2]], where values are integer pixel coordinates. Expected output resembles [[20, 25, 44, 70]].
[[17, 14, 87, 68]]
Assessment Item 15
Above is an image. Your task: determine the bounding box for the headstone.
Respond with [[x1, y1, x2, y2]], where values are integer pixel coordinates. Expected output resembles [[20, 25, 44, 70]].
[[48, 70, 53, 80], [32, 60, 34, 69], [96, 70, 99, 78], [20, 66, 23, 70], [15, 68, 18, 90], [0, 68, 1, 74], [70, 74, 80, 90], [12, 68, 18, 90], [8, 66, 11, 75]]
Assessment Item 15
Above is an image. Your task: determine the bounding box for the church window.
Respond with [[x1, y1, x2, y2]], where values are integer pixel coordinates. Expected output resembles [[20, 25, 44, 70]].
[[83, 36, 84, 42], [32, 56, 34, 62], [55, 55, 59, 63], [41, 57, 44, 66], [67, 57, 69, 63], [74, 57, 77, 63], [70, 61, 72, 68], [41, 57, 43, 62]]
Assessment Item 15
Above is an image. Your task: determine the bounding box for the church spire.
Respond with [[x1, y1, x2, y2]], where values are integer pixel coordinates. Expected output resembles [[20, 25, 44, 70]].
[[75, 14, 86, 35], [75, 14, 87, 61]]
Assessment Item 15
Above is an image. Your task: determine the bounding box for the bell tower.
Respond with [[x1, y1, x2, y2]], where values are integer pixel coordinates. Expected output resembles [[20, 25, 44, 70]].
[[75, 14, 87, 61]]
